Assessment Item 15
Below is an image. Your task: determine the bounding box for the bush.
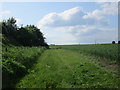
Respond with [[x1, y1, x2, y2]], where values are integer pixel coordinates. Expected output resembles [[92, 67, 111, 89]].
[[2, 46, 45, 88], [118, 41, 120, 44], [112, 41, 115, 44]]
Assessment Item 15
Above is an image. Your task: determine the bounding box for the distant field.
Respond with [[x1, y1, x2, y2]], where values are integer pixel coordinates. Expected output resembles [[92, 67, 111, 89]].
[[51, 44, 120, 73], [51, 44, 119, 61]]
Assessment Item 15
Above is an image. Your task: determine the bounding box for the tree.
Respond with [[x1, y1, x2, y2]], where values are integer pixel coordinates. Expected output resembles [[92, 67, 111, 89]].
[[118, 41, 120, 44], [1, 18, 49, 48], [16, 25, 47, 46], [2, 17, 17, 37], [112, 41, 115, 44]]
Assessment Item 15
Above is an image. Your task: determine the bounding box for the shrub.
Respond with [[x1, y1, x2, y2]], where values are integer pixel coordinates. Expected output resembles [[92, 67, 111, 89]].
[[112, 41, 115, 44], [2, 46, 46, 88], [118, 41, 120, 44]]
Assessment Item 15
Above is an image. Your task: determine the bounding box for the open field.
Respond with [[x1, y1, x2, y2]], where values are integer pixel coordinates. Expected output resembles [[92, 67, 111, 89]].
[[51, 44, 120, 73], [14, 44, 120, 88], [51, 44, 119, 61]]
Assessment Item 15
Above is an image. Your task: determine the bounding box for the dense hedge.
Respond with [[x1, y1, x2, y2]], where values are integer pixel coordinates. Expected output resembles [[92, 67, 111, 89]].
[[2, 46, 46, 88]]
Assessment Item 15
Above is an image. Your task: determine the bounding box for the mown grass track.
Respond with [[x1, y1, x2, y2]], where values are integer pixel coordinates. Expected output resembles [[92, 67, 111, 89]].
[[16, 49, 120, 88]]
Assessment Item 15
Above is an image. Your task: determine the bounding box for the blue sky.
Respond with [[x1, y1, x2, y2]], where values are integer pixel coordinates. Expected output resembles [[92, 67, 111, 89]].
[[1, 2, 102, 25], [0, 2, 118, 45]]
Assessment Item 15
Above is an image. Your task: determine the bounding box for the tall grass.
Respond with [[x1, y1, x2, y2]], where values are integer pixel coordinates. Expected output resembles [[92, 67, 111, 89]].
[[2, 46, 46, 88], [59, 44, 119, 61]]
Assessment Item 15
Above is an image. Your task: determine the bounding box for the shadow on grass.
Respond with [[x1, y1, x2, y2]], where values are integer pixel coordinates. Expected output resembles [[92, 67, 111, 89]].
[[2, 51, 45, 88]]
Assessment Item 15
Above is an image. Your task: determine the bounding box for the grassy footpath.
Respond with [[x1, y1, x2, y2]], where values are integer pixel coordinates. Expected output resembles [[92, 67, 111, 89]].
[[16, 49, 120, 88]]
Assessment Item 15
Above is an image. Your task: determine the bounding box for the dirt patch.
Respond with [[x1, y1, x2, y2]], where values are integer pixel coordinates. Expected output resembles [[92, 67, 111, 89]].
[[99, 58, 120, 72], [105, 63, 119, 71], [99, 58, 109, 63]]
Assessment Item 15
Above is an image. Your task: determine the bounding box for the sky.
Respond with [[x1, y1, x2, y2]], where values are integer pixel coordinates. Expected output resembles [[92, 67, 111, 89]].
[[0, 2, 118, 45]]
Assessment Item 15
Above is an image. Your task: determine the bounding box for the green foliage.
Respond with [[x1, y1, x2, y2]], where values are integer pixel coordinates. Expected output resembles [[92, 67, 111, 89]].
[[1, 17, 17, 38], [2, 46, 46, 88], [16, 25, 47, 47], [1, 17, 49, 48]]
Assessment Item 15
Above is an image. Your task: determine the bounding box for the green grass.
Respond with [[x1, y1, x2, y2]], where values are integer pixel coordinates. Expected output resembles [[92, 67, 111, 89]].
[[53, 44, 119, 62], [3, 44, 120, 88], [51, 44, 120, 75], [58, 44, 120, 72], [16, 49, 120, 88]]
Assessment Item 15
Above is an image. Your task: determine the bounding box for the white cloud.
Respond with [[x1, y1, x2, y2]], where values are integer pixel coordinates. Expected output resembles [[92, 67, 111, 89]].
[[0, 10, 11, 21], [0, 10, 22, 25], [37, 2, 118, 44], [83, 9, 104, 20], [38, 3, 117, 28], [37, 7, 86, 28], [0, 10, 11, 16], [42, 25, 117, 44], [50, 33, 77, 45], [83, 2, 118, 26], [101, 2, 118, 15], [41, 27, 78, 45], [0, 10, 11, 20]]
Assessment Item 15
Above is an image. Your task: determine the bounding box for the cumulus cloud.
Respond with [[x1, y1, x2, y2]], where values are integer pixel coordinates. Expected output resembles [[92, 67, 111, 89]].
[[37, 2, 118, 44], [83, 2, 118, 26], [37, 7, 86, 28], [101, 2, 118, 15], [43, 26, 117, 44], [41, 27, 78, 45], [38, 2, 117, 28], [54, 25, 117, 40]]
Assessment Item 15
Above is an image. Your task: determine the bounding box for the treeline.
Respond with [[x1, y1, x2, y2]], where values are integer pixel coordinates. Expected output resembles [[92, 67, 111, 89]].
[[1, 17, 49, 88], [0, 17, 49, 48]]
